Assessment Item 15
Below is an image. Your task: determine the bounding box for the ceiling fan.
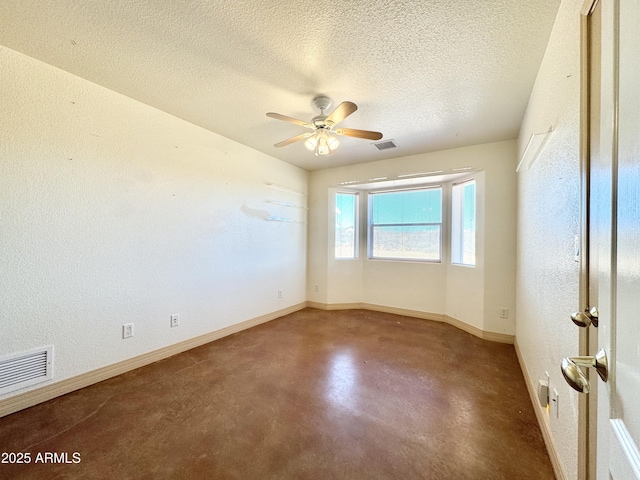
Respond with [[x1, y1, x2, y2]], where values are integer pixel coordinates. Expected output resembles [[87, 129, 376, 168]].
[[266, 95, 383, 156]]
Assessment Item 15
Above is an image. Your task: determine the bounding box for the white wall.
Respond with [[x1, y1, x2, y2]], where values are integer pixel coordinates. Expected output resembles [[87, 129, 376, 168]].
[[308, 140, 517, 335], [0, 46, 308, 400], [516, 0, 582, 478]]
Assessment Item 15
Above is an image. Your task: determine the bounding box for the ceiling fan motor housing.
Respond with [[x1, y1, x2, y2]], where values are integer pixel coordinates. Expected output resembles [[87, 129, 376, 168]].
[[312, 95, 332, 113], [312, 116, 330, 128]]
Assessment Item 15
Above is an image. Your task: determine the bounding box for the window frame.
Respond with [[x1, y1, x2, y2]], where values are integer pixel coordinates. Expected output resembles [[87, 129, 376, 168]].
[[334, 191, 359, 260], [367, 185, 443, 263], [451, 178, 476, 267]]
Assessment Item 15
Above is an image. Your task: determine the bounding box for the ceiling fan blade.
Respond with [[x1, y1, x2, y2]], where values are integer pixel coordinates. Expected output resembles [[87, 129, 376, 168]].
[[335, 128, 383, 140], [324, 101, 357, 126], [266, 112, 313, 129], [274, 132, 313, 148]]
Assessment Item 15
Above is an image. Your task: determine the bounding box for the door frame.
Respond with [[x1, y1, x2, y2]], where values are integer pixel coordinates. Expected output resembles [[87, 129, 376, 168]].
[[579, 0, 601, 478]]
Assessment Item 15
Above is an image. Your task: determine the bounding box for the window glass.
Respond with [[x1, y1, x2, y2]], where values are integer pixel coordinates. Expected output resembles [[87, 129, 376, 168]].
[[452, 180, 476, 266], [369, 187, 442, 261], [335, 192, 358, 258]]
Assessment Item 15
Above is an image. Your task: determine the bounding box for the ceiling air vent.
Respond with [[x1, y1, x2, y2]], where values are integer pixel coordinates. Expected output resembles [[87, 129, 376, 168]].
[[372, 140, 397, 151], [0, 346, 53, 395]]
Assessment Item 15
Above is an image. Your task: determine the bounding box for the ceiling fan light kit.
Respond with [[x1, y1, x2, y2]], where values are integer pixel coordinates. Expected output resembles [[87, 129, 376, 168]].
[[304, 129, 339, 156], [267, 95, 383, 156]]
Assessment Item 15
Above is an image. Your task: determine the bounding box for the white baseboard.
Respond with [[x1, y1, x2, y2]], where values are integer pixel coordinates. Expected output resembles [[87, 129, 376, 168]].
[[307, 302, 514, 344], [514, 338, 566, 480], [0, 302, 307, 418]]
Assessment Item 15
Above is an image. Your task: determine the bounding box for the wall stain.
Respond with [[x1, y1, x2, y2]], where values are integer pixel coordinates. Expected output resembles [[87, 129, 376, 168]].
[[241, 204, 269, 220]]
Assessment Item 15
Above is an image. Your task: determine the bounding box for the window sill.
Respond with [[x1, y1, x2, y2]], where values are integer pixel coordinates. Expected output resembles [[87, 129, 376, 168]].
[[367, 257, 442, 264]]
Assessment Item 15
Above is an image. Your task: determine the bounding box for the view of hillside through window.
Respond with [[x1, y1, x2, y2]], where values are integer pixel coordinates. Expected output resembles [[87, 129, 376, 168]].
[[369, 188, 442, 261], [335, 181, 474, 264]]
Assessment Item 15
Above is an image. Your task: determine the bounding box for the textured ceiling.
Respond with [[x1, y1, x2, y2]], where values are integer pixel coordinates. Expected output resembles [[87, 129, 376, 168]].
[[0, 0, 560, 171]]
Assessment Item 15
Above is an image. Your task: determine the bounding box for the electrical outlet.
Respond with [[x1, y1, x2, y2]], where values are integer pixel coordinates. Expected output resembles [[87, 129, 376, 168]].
[[314, 284, 319, 292], [278, 290, 282, 299], [123, 323, 134, 339], [170, 314, 179, 328], [499, 308, 509, 319]]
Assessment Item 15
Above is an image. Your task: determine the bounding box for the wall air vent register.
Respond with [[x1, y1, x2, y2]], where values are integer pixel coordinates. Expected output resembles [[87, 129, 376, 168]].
[[0, 346, 53, 395]]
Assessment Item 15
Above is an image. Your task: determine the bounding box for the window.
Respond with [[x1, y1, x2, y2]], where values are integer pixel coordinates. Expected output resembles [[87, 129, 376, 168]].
[[335, 192, 358, 258], [452, 179, 476, 265], [368, 187, 442, 261]]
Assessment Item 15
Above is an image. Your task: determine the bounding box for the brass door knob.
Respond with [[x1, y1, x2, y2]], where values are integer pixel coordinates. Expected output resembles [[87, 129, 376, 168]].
[[561, 348, 608, 394], [570, 306, 599, 327]]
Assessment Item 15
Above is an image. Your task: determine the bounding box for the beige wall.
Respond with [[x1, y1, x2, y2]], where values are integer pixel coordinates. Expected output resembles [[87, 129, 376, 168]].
[[516, 0, 583, 478], [0, 46, 308, 400], [308, 140, 517, 336]]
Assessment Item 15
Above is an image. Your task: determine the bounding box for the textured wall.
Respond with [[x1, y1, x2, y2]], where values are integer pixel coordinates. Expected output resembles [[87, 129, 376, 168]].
[[516, 0, 583, 478], [0, 46, 308, 399], [308, 140, 517, 335]]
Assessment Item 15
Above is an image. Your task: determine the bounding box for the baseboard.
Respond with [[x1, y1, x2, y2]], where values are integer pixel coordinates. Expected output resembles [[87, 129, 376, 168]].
[[444, 314, 485, 339], [0, 302, 307, 418], [361, 303, 446, 323], [306, 301, 362, 310], [307, 302, 513, 344], [514, 338, 566, 480], [445, 315, 515, 344], [482, 330, 515, 344]]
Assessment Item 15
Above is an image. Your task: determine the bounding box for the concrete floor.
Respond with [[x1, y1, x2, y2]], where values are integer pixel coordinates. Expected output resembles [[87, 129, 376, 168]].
[[0, 308, 554, 479]]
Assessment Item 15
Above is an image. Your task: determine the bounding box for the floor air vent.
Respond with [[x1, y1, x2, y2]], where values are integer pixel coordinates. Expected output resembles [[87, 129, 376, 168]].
[[372, 140, 397, 151], [0, 346, 53, 395]]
